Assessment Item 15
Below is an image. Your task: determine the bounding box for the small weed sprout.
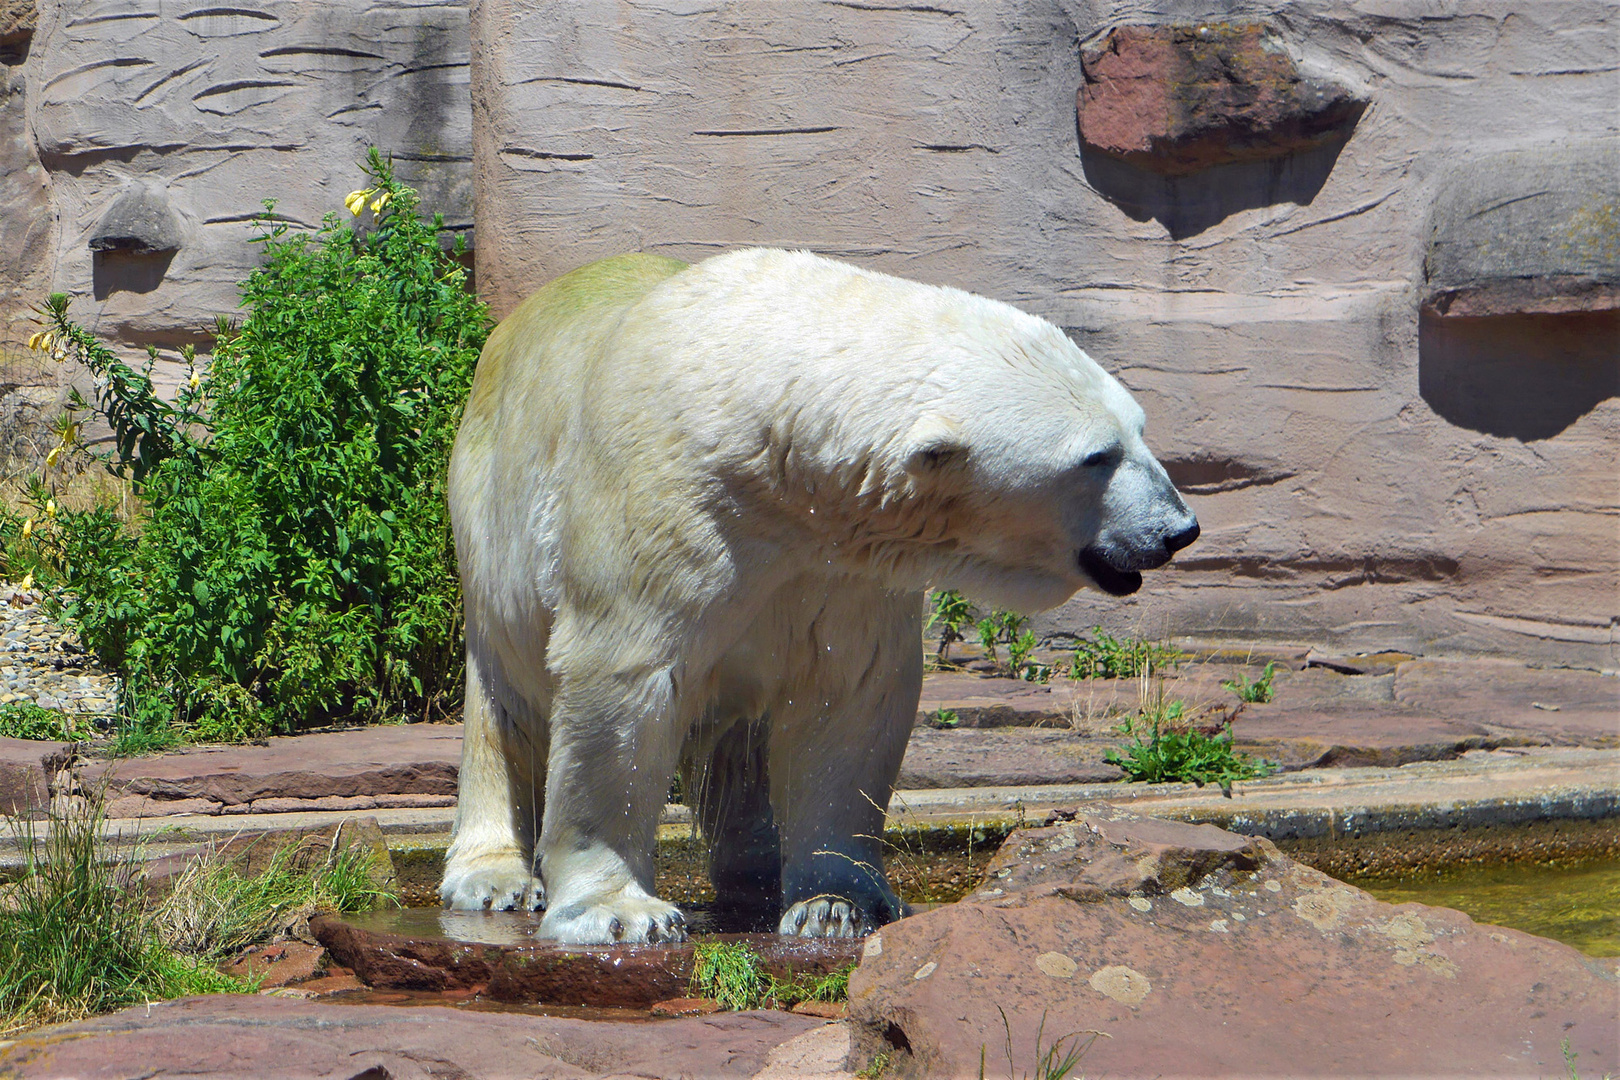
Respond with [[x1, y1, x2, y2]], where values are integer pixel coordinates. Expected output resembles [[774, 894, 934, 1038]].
[[926, 590, 977, 667], [980, 1005, 1104, 1080], [857, 1050, 893, 1078], [1069, 628, 1181, 680], [1222, 661, 1278, 704], [932, 708, 960, 728], [1007, 629, 1051, 683]]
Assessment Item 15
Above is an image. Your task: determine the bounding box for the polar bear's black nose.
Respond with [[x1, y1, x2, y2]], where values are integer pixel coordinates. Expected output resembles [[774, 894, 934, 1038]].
[[1164, 519, 1200, 556]]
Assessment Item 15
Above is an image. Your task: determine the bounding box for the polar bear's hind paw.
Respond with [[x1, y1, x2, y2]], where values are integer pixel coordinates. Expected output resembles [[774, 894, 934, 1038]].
[[779, 894, 869, 938], [541, 891, 687, 944], [440, 853, 545, 912]]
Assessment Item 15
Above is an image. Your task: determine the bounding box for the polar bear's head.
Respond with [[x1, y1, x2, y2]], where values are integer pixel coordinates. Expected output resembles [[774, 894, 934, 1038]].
[[894, 296, 1199, 613]]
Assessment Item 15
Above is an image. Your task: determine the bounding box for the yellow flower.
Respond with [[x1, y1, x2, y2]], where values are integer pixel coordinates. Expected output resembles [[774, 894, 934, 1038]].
[[369, 191, 391, 214], [18, 573, 31, 592], [20, 518, 31, 539], [45, 499, 56, 518], [27, 331, 54, 353], [45, 446, 61, 468], [344, 188, 373, 217], [189, 370, 201, 390]]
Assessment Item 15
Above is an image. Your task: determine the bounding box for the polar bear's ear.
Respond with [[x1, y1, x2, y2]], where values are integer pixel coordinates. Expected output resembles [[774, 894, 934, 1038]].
[[902, 415, 968, 477]]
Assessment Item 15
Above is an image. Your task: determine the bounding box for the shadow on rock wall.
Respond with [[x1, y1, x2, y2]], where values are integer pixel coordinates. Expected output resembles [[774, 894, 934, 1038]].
[[92, 250, 175, 301], [1419, 310, 1620, 441], [1079, 133, 1352, 240]]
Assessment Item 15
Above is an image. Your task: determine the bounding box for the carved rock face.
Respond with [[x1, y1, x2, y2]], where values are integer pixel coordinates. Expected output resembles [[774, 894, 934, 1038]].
[[1077, 23, 1366, 176]]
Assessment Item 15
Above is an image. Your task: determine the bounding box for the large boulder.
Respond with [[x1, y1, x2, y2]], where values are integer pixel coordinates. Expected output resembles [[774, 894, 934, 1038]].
[[847, 806, 1617, 1078]]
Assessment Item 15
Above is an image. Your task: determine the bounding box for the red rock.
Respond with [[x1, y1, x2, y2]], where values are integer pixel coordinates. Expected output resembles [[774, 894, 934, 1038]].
[[313, 911, 863, 1008], [104, 795, 223, 818], [753, 1022, 856, 1078], [275, 971, 366, 997], [1077, 23, 1365, 175], [218, 942, 327, 988], [651, 996, 722, 1017], [79, 723, 463, 808], [847, 806, 1618, 1078], [0, 735, 57, 815], [0, 994, 824, 1079], [789, 1000, 847, 1019]]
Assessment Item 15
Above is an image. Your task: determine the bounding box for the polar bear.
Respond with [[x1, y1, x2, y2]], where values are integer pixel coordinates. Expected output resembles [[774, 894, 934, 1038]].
[[440, 249, 1198, 944]]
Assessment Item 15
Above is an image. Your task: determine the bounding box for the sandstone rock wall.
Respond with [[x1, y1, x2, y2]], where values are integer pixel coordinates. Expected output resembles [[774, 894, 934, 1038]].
[[21, 0, 473, 391], [470, 0, 1619, 668], [0, 0, 49, 350]]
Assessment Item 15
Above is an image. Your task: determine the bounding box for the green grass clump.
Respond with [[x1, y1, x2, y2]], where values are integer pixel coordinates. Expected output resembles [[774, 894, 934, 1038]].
[[0, 796, 244, 1034], [1069, 628, 1181, 680], [687, 940, 853, 1011], [0, 791, 396, 1035], [153, 840, 396, 958], [1222, 661, 1278, 704], [0, 701, 93, 741], [21, 148, 486, 746]]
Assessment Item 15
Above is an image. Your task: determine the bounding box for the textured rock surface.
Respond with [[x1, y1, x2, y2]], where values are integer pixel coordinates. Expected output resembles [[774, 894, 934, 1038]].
[[846, 807, 1619, 1078], [23, 0, 472, 382], [1425, 141, 1619, 317], [1076, 23, 1366, 175], [0, 994, 829, 1079], [0, 0, 48, 347], [471, 1, 1619, 668]]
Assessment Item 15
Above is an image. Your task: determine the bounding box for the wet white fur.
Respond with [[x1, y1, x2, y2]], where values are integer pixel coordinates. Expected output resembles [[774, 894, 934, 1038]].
[[442, 248, 1186, 942]]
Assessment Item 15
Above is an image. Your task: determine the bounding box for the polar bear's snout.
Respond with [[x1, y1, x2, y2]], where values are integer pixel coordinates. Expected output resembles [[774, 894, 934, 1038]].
[[1079, 464, 1200, 596]]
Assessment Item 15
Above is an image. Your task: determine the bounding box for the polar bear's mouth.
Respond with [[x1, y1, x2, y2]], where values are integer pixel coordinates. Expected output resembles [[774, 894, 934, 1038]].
[[1079, 547, 1143, 597]]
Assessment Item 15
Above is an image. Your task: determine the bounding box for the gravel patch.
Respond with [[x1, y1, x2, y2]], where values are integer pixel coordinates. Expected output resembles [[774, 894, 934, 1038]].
[[0, 586, 119, 716]]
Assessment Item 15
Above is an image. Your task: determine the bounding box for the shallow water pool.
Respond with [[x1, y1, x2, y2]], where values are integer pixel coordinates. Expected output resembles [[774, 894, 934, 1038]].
[[1348, 860, 1620, 957]]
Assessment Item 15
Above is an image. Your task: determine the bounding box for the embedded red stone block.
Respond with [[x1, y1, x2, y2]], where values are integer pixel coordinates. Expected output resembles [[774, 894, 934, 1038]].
[[1077, 23, 1365, 175]]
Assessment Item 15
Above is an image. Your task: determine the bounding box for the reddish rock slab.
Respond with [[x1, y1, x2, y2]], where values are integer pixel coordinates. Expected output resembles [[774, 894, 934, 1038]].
[[0, 735, 61, 814], [899, 727, 1119, 788], [847, 806, 1618, 1078], [218, 941, 328, 988], [652, 996, 722, 1017], [0, 994, 826, 1079], [1077, 23, 1365, 175], [312, 909, 862, 1008], [81, 723, 463, 810], [1395, 659, 1620, 748]]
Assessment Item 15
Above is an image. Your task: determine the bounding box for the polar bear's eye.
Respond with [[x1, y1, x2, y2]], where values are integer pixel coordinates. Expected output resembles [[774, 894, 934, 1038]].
[[1082, 447, 1121, 469]]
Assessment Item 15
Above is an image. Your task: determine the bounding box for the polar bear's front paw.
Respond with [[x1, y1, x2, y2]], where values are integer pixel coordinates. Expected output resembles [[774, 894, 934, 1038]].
[[540, 888, 687, 944], [440, 852, 546, 912], [779, 894, 869, 938]]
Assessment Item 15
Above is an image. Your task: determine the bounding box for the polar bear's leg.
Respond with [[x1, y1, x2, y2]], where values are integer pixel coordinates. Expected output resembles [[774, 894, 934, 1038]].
[[772, 588, 922, 937], [441, 647, 547, 911], [536, 672, 689, 944], [691, 719, 781, 918]]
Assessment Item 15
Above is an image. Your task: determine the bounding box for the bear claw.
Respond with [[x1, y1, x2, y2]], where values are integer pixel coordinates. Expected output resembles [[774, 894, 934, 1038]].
[[779, 894, 866, 938]]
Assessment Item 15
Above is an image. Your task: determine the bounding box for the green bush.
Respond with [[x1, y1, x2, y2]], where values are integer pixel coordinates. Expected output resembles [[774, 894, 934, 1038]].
[[27, 150, 486, 744], [0, 701, 93, 741]]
